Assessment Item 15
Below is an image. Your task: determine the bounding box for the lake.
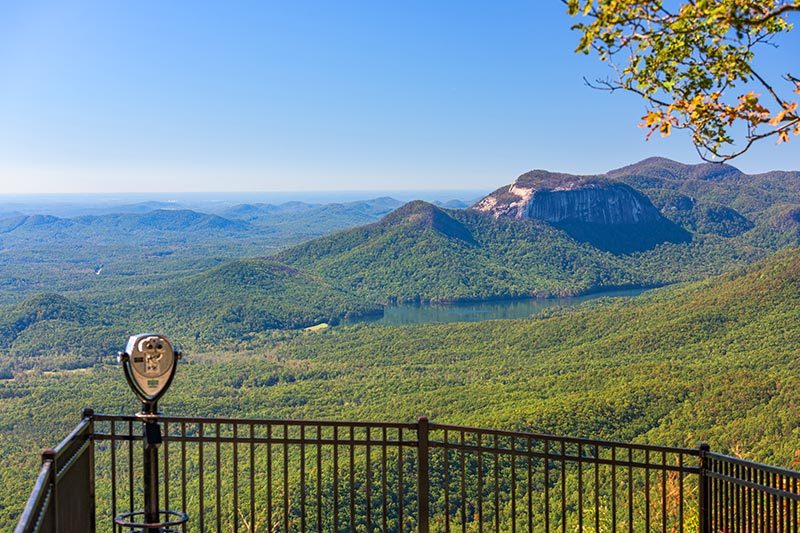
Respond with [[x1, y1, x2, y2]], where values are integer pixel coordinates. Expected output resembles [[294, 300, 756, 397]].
[[346, 287, 651, 327]]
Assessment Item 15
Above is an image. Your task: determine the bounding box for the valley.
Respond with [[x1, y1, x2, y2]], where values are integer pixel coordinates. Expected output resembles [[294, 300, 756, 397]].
[[1, 157, 799, 528], [1, 247, 798, 527], [0, 158, 798, 367]]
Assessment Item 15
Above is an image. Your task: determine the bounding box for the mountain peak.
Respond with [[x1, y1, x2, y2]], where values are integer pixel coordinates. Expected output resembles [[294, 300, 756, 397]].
[[381, 201, 475, 243], [608, 157, 745, 182], [471, 169, 690, 253]]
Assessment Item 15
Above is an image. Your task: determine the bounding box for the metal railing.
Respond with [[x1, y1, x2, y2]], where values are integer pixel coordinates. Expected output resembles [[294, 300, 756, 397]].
[[15, 410, 95, 533], [16, 410, 800, 532]]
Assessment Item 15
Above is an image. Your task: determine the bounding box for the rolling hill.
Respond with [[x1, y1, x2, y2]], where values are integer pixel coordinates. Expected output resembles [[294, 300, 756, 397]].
[[0, 260, 381, 363], [1, 247, 798, 528]]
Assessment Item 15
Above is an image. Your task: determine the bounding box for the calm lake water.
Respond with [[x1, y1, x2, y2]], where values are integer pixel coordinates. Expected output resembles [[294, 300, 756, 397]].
[[346, 287, 651, 327]]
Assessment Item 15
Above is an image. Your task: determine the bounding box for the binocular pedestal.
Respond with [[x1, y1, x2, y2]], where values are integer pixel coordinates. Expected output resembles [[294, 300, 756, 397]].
[[113, 406, 188, 533]]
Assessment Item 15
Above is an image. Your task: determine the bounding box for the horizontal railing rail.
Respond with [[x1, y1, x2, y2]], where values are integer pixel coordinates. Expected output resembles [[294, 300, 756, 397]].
[[16, 411, 800, 532]]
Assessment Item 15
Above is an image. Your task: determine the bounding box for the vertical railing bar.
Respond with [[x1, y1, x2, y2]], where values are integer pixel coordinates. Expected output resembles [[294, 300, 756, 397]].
[[711, 459, 726, 531], [561, 440, 566, 533], [511, 436, 516, 533], [418, 416, 430, 533], [727, 460, 732, 533], [398, 427, 404, 533], [316, 425, 322, 533], [382, 427, 388, 533], [678, 452, 684, 533], [708, 457, 713, 532], [249, 424, 255, 533], [721, 458, 726, 532], [460, 430, 466, 533], [128, 420, 134, 515], [780, 472, 786, 533], [493, 433, 500, 533], [544, 438, 550, 532], [747, 465, 752, 533], [778, 474, 791, 533], [792, 476, 797, 533], [645, 448, 650, 531], [477, 433, 483, 532], [780, 471, 785, 533], [726, 459, 731, 533], [86, 410, 96, 533], [366, 426, 372, 531], [766, 468, 771, 533], [111, 420, 117, 525], [300, 425, 306, 532], [164, 421, 170, 514], [611, 446, 617, 533], [233, 423, 239, 533], [180, 422, 187, 528], [661, 450, 667, 533], [527, 438, 533, 533], [333, 425, 339, 533], [773, 471, 780, 533], [742, 463, 747, 533], [715, 458, 720, 532], [628, 446, 633, 533], [595, 444, 600, 533], [349, 426, 355, 533], [215, 422, 221, 533], [759, 468, 765, 533], [763, 467, 769, 533], [444, 429, 450, 533], [578, 443, 583, 531], [743, 462, 748, 533], [199, 423, 205, 533], [283, 423, 289, 533], [266, 424, 272, 532], [766, 468, 770, 533], [736, 462, 743, 533]]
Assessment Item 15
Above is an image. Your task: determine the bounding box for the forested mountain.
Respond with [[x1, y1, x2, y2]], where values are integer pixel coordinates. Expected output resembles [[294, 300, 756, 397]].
[[477, 157, 800, 243], [277, 200, 757, 304], [0, 158, 796, 356], [608, 157, 800, 243], [0, 260, 381, 364], [277, 157, 797, 303], [1, 247, 798, 528]]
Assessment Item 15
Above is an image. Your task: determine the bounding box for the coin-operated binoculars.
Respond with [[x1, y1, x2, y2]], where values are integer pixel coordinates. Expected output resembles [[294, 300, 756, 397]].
[[116, 334, 188, 533]]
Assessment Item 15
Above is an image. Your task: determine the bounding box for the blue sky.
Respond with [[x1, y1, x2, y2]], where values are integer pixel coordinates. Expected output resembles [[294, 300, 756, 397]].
[[0, 1, 797, 193]]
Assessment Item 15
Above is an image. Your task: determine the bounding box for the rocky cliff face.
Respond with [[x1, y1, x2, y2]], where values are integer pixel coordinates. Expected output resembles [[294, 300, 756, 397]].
[[472, 170, 691, 254], [473, 171, 664, 224]]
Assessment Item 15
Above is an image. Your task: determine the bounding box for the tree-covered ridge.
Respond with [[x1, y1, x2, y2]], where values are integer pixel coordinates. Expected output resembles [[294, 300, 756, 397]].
[[0, 158, 797, 356], [1, 247, 798, 528], [0, 259, 381, 364], [120, 259, 382, 341], [278, 199, 765, 304], [607, 157, 800, 238]]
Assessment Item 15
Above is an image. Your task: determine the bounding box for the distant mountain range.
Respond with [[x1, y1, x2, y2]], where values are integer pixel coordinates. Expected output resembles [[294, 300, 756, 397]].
[[0, 198, 406, 245], [476, 156, 799, 248], [0, 157, 797, 354], [278, 157, 799, 303]]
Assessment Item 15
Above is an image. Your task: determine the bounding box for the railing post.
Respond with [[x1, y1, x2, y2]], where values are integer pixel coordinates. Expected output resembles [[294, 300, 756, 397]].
[[417, 416, 430, 533], [82, 408, 96, 533], [698, 443, 711, 533]]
